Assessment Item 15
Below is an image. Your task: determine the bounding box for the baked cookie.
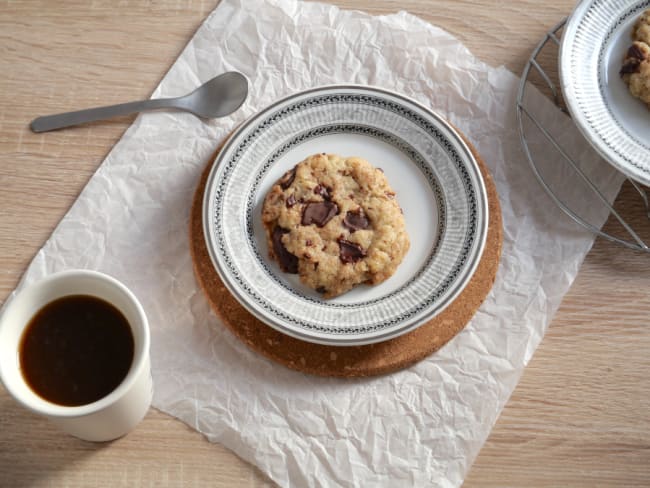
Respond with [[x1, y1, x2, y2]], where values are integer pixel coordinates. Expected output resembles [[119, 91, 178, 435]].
[[261, 154, 410, 298], [620, 41, 650, 108], [633, 9, 650, 45]]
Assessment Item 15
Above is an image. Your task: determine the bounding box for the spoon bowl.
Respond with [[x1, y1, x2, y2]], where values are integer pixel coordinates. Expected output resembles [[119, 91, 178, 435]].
[[183, 71, 249, 119]]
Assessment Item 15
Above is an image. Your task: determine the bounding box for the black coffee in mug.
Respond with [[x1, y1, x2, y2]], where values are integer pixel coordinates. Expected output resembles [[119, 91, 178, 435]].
[[19, 295, 134, 406]]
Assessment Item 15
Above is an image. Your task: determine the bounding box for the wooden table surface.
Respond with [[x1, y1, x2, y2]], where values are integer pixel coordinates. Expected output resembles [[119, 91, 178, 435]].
[[1, 1, 649, 486]]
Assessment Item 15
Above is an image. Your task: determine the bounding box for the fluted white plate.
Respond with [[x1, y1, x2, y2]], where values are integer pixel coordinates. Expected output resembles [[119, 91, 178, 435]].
[[203, 86, 488, 346], [560, 0, 650, 186]]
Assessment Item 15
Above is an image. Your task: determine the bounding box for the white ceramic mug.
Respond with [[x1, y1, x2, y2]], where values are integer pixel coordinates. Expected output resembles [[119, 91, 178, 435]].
[[0, 270, 153, 442]]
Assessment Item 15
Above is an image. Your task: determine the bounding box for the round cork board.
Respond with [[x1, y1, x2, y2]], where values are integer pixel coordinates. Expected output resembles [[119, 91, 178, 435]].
[[190, 137, 503, 377]]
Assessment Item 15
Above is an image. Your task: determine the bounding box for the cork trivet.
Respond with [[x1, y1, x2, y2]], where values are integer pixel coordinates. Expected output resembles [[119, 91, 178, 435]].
[[189, 137, 503, 377]]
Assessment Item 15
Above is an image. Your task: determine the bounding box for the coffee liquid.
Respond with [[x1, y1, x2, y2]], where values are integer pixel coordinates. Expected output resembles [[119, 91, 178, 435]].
[[19, 295, 134, 406]]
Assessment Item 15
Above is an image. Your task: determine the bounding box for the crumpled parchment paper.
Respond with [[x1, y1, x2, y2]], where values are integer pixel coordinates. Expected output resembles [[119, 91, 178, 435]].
[[11, 0, 625, 486]]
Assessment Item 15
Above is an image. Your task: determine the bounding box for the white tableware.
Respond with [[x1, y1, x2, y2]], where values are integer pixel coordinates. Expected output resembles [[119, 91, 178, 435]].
[[0, 270, 152, 442], [203, 85, 489, 346], [560, 0, 650, 186]]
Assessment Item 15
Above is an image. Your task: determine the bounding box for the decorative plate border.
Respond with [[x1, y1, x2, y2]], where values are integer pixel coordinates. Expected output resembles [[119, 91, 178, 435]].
[[244, 123, 447, 308], [561, 0, 650, 185], [210, 92, 480, 335], [597, 0, 650, 154]]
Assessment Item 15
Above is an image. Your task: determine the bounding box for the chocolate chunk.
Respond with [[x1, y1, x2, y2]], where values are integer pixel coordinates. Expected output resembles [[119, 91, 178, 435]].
[[301, 201, 339, 227], [628, 44, 645, 61], [271, 227, 298, 273], [338, 238, 367, 264], [316, 286, 327, 294], [278, 167, 297, 190], [620, 59, 641, 76], [620, 44, 645, 76], [313, 184, 331, 200], [343, 208, 370, 232], [286, 194, 296, 208]]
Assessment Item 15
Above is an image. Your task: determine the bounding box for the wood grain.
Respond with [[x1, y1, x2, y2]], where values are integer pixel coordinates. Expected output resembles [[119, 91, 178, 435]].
[[0, 1, 648, 486]]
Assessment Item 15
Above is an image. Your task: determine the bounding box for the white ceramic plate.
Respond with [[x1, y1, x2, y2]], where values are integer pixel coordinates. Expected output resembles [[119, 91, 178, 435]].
[[203, 86, 489, 346], [560, 0, 650, 186]]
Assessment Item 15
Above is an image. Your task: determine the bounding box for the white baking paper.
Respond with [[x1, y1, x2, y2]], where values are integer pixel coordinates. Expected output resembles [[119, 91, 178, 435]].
[[10, 0, 625, 486]]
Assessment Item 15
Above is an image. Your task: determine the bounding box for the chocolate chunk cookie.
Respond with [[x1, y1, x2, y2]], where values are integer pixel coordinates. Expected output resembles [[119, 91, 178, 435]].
[[621, 41, 650, 108], [633, 8, 650, 45], [261, 154, 410, 298], [621, 10, 650, 108]]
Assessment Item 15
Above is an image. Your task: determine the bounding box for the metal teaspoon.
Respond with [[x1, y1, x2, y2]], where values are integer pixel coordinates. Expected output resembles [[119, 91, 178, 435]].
[[30, 71, 249, 133]]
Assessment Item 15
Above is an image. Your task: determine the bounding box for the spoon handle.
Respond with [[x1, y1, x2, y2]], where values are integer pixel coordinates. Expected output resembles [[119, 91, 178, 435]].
[[30, 97, 179, 133]]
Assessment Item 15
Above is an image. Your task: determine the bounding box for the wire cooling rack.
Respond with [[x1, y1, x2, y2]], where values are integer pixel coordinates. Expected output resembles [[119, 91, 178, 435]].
[[516, 19, 650, 252]]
